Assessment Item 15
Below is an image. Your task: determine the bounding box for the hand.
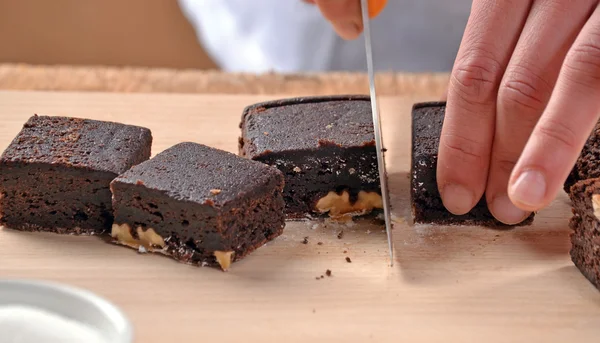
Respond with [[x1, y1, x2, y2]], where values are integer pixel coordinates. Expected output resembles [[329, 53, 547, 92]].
[[438, 1, 600, 224], [304, 0, 387, 39]]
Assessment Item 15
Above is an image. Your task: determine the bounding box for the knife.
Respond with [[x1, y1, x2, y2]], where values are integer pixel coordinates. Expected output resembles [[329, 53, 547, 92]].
[[360, 0, 394, 266]]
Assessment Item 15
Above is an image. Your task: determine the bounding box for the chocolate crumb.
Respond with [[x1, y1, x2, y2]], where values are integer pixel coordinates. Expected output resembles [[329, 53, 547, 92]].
[[326, 269, 332, 277], [337, 230, 344, 239], [343, 250, 347, 254], [317, 242, 323, 245], [345, 257, 352, 263], [320, 275, 324, 279], [302, 236, 309, 244], [315, 276, 320, 280]]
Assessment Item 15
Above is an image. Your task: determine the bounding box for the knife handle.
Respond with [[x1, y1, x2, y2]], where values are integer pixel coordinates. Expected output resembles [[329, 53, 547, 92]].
[[368, 0, 387, 18]]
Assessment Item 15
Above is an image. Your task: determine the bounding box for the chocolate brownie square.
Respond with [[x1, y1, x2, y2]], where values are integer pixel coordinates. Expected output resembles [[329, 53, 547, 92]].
[[564, 120, 600, 193], [109, 142, 286, 271], [411, 102, 534, 226], [0, 115, 152, 234], [239, 95, 382, 220], [568, 178, 600, 291]]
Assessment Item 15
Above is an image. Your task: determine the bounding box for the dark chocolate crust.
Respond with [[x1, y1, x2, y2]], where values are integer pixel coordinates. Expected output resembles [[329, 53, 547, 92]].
[[411, 102, 534, 227], [0, 115, 152, 234], [568, 178, 600, 290], [110, 142, 286, 268], [239, 95, 381, 218], [1, 115, 152, 175], [564, 120, 600, 193]]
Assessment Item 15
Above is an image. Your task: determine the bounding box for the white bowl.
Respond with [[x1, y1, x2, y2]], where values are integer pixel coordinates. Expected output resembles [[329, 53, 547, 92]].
[[0, 279, 132, 343]]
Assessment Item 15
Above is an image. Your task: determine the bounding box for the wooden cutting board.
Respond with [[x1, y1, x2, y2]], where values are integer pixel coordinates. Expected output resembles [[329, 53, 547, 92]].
[[0, 90, 598, 343]]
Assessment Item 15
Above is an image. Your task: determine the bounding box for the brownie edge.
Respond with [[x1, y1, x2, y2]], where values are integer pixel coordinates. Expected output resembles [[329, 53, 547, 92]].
[[411, 101, 534, 227], [568, 178, 600, 291]]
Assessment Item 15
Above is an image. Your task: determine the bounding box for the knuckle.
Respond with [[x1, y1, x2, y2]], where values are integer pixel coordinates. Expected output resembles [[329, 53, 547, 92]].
[[535, 118, 578, 151], [441, 133, 489, 166], [451, 50, 503, 106], [499, 64, 552, 115], [564, 33, 600, 88]]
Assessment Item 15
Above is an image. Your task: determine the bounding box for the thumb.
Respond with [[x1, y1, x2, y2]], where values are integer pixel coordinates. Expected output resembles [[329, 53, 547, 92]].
[[313, 0, 387, 40]]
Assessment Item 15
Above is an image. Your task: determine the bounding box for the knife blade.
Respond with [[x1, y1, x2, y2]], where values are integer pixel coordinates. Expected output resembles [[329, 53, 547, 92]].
[[360, 0, 394, 266]]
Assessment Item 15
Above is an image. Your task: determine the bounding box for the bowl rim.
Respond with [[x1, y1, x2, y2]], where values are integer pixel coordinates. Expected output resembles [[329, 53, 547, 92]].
[[0, 278, 133, 343]]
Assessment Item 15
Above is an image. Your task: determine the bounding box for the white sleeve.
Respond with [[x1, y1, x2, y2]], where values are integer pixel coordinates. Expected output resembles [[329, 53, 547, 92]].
[[178, 0, 472, 73], [178, 0, 338, 73]]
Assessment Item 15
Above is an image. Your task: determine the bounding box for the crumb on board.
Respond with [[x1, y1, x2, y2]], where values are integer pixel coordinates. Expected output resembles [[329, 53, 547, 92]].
[[343, 250, 347, 254], [326, 269, 332, 277], [317, 242, 323, 245], [337, 230, 344, 239], [302, 237, 309, 244], [345, 257, 352, 263]]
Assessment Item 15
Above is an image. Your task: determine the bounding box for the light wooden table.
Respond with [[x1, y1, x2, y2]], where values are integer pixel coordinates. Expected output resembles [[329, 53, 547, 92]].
[[0, 90, 599, 342]]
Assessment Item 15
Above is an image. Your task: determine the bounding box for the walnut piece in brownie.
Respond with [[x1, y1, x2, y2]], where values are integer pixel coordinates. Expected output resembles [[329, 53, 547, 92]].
[[411, 102, 534, 227], [239, 95, 382, 220], [0, 115, 152, 234], [109, 142, 286, 271], [568, 178, 600, 291], [564, 120, 600, 193]]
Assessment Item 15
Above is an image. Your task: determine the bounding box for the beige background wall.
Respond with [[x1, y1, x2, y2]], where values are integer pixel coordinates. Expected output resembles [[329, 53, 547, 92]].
[[0, 0, 217, 69]]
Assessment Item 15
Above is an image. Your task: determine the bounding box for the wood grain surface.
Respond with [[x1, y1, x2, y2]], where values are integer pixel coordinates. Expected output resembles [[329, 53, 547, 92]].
[[0, 91, 599, 343], [0, 64, 450, 96]]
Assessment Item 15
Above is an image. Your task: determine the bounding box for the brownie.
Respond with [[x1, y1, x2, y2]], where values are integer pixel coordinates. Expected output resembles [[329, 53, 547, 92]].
[[564, 120, 600, 193], [109, 142, 286, 271], [239, 95, 382, 220], [568, 178, 600, 291], [411, 102, 534, 226], [0, 115, 152, 234]]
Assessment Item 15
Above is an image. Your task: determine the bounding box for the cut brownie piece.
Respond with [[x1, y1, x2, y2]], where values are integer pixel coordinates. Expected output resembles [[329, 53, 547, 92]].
[[109, 142, 286, 271], [411, 102, 534, 226], [564, 120, 600, 193], [0, 115, 152, 234], [239, 95, 382, 220], [568, 178, 600, 291]]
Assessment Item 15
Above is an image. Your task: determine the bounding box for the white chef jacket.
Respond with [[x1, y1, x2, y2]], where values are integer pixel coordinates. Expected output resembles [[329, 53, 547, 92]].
[[178, 0, 472, 73]]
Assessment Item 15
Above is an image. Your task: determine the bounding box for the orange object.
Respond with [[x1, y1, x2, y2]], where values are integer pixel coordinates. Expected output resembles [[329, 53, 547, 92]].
[[368, 0, 387, 18]]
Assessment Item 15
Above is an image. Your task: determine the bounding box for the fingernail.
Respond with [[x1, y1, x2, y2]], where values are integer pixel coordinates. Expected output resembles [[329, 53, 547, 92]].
[[441, 183, 474, 215], [510, 169, 546, 208], [490, 194, 528, 225], [334, 22, 361, 39]]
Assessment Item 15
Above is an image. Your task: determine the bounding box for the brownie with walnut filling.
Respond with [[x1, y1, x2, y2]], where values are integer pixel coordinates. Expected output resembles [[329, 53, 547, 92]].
[[239, 95, 383, 220], [109, 142, 286, 271], [568, 178, 600, 291], [0, 115, 152, 234], [564, 120, 600, 193], [411, 101, 534, 226]]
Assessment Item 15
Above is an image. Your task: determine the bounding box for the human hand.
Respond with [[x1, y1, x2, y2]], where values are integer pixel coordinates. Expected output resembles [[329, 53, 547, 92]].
[[438, 1, 600, 224], [304, 0, 387, 39]]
